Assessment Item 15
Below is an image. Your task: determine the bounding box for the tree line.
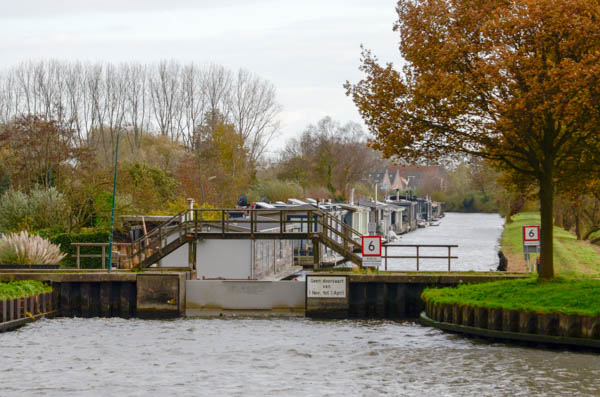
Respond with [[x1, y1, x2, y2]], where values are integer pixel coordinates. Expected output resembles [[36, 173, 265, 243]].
[[0, 59, 384, 237], [0, 60, 280, 167]]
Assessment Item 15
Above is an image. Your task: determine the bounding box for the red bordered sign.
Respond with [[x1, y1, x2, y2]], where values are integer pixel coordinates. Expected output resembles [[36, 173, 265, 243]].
[[523, 225, 540, 245], [362, 236, 382, 256]]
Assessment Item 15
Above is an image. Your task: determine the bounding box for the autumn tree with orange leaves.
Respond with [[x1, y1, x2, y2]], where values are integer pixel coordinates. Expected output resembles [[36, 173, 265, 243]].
[[346, 0, 600, 278]]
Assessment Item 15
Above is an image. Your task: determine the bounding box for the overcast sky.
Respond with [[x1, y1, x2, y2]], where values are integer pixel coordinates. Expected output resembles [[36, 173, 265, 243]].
[[0, 0, 402, 155]]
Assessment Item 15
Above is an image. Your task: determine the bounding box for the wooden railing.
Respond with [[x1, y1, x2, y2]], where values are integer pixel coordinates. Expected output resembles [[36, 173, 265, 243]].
[[128, 208, 364, 268], [382, 244, 458, 271], [71, 242, 132, 269]]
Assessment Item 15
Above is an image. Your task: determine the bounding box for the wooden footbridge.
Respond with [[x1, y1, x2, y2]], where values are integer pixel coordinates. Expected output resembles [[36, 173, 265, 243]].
[[129, 208, 364, 268]]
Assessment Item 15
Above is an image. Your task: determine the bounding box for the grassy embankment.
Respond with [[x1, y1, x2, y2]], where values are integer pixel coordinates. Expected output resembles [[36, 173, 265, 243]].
[[502, 212, 600, 277], [0, 280, 52, 302], [421, 277, 600, 316], [422, 212, 600, 316]]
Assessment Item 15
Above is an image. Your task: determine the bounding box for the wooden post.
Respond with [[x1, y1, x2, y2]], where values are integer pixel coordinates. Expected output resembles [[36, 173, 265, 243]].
[[312, 238, 320, 268], [192, 239, 197, 270], [101, 245, 106, 269], [448, 246, 451, 271], [188, 239, 195, 269], [280, 210, 283, 234], [179, 214, 183, 242], [76, 245, 80, 269], [222, 210, 226, 236], [158, 227, 163, 256], [344, 226, 349, 254]]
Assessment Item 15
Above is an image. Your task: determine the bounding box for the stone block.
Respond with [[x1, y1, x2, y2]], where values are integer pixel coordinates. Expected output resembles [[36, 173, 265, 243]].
[[136, 273, 185, 318]]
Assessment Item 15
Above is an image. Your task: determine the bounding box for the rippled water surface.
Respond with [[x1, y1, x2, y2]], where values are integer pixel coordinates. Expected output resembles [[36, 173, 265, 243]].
[[2, 213, 599, 396], [386, 212, 505, 272], [2, 317, 600, 396]]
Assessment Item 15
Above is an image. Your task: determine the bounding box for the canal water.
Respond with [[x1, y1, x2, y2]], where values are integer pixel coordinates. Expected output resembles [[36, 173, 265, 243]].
[[2, 213, 599, 396], [2, 317, 600, 396], [386, 212, 505, 272]]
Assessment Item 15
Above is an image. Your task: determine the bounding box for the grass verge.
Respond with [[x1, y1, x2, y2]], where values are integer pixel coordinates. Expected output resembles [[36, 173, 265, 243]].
[[502, 212, 600, 277], [422, 277, 600, 316], [0, 280, 53, 302]]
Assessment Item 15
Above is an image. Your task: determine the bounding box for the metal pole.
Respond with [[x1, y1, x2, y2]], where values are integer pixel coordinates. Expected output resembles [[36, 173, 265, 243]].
[[385, 245, 388, 271], [416, 245, 420, 271], [107, 130, 121, 272]]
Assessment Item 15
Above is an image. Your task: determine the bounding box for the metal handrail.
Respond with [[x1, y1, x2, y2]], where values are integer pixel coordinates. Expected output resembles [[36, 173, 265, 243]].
[[382, 244, 458, 271]]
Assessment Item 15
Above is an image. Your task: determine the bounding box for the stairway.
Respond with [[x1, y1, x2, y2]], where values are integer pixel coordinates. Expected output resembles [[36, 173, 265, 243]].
[[128, 208, 364, 269]]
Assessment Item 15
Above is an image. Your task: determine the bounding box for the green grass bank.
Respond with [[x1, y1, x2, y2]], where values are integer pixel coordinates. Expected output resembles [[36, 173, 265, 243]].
[[502, 212, 600, 277], [422, 277, 600, 317], [0, 280, 52, 302]]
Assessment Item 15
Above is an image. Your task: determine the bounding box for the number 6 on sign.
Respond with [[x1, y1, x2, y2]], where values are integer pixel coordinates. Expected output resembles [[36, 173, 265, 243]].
[[362, 236, 382, 256], [522, 225, 540, 246]]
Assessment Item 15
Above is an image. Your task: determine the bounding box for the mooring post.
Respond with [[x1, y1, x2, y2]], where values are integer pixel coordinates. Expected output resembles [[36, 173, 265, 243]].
[[416, 246, 420, 271]]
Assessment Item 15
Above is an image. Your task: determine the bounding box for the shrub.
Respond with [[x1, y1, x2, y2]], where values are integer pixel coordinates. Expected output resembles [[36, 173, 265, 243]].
[[0, 280, 52, 301], [43, 230, 111, 268], [0, 187, 68, 233], [249, 179, 304, 203], [29, 187, 68, 230], [0, 231, 66, 264], [0, 190, 30, 232]]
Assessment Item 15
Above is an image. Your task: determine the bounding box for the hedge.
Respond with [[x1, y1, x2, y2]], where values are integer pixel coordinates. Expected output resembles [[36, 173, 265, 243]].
[[39, 230, 110, 269], [0, 280, 53, 301]]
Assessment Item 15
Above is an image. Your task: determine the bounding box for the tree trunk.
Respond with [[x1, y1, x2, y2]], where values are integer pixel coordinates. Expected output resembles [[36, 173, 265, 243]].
[[553, 199, 563, 228], [575, 207, 582, 240], [539, 171, 555, 279]]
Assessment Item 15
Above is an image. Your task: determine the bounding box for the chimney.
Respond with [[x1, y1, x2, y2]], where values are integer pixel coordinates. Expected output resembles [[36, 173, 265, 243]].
[[350, 188, 355, 205]]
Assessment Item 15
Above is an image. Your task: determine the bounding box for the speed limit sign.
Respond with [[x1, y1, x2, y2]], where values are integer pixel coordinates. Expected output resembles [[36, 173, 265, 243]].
[[523, 225, 540, 246], [362, 236, 382, 256]]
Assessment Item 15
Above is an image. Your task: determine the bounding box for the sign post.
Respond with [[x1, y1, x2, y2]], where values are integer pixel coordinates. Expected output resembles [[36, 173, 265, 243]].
[[522, 225, 540, 272], [362, 236, 382, 269]]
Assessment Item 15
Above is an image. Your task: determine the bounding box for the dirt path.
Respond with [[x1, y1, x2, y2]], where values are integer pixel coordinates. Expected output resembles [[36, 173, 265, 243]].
[[504, 248, 528, 273]]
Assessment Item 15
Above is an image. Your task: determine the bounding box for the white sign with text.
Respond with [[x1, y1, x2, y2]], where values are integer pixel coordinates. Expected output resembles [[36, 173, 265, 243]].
[[307, 276, 347, 298], [362, 256, 382, 268]]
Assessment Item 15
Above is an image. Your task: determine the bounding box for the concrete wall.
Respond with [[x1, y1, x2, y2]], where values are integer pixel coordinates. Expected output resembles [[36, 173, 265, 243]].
[[186, 280, 305, 311], [196, 240, 252, 279], [159, 236, 294, 280], [161, 230, 190, 267]]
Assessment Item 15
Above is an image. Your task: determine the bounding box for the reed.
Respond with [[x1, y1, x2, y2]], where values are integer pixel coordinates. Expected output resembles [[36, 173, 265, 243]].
[[0, 231, 66, 265]]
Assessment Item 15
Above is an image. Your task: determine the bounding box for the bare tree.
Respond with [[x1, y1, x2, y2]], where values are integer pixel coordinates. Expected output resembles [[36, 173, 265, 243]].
[[229, 69, 281, 167], [150, 61, 181, 140], [0, 60, 281, 165], [180, 64, 206, 150], [123, 63, 150, 152]]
